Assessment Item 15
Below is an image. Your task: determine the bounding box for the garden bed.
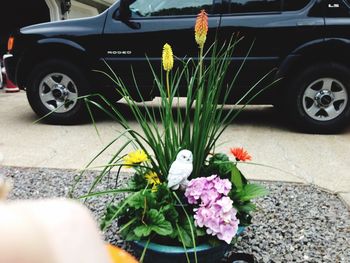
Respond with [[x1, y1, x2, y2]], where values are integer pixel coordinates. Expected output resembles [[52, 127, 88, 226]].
[[2, 166, 349, 262]]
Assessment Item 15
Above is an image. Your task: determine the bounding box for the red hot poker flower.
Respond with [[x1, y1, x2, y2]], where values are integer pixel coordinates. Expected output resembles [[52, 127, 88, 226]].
[[230, 147, 252, 162], [195, 9, 208, 48]]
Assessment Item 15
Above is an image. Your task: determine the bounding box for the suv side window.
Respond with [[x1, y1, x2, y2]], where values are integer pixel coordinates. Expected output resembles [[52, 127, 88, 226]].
[[129, 0, 214, 17], [223, 0, 281, 14], [283, 0, 310, 11]]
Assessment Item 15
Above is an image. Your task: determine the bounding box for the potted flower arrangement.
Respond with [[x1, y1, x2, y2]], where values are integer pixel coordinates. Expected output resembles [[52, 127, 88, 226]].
[[72, 10, 273, 263]]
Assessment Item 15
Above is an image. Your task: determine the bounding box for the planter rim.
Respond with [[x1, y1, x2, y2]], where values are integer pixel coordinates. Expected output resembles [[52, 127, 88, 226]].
[[134, 226, 245, 253]]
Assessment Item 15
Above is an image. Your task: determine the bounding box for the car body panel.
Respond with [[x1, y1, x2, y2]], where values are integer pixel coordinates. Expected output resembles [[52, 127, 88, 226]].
[[6, 12, 108, 88], [101, 1, 221, 95], [4, 0, 350, 104], [215, 0, 325, 102]]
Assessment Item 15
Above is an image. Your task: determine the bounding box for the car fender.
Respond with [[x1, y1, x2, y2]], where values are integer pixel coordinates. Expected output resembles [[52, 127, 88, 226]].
[[277, 38, 350, 79], [276, 38, 325, 79], [37, 38, 86, 52], [16, 39, 89, 88]]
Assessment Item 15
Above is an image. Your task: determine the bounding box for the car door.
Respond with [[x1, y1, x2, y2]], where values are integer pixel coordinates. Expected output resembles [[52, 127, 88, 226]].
[[102, 0, 222, 97], [219, 0, 325, 103]]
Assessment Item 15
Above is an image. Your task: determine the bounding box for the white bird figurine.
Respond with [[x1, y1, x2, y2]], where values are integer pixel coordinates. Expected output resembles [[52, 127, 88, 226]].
[[167, 150, 193, 190]]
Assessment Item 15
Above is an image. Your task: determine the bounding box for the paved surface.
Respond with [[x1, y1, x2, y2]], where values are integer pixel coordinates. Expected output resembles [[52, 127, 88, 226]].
[[3, 166, 349, 262], [0, 90, 349, 206]]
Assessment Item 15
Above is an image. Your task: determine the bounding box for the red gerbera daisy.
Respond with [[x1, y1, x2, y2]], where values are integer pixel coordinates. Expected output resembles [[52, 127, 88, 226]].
[[230, 147, 252, 162]]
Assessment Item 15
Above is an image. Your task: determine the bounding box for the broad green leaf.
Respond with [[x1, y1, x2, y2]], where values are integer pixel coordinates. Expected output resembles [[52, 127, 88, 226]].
[[219, 162, 234, 177], [231, 165, 243, 190], [169, 228, 178, 239], [177, 225, 193, 247], [175, 223, 191, 263], [211, 153, 230, 162], [155, 184, 173, 205], [148, 209, 173, 236], [127, 190, 156, 209], [134, 225, 152, 237], [100, 203, 122, 230], [104, 203, 119, 220], [235, 202, 257, 213], [175, 214, 196, 247], [120, 218, 139, 240], [125, 230, 140, 241], [132, 209, 173, 237], [239, 183, 269, 201], [161, 204, 179, 222], [206, 153, 235, 178], [153, 220, 173, 236], [127, 192, 145, 209]]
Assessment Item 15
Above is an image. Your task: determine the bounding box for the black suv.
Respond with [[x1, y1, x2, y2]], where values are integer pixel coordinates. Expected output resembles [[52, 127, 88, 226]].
[[4, 0, 350, 133]]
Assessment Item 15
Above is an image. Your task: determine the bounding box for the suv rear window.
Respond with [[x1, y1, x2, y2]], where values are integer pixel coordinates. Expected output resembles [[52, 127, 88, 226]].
[[283, 0, 310, 11], [130, 0, 214, 17], [223, 0, 281, 14]]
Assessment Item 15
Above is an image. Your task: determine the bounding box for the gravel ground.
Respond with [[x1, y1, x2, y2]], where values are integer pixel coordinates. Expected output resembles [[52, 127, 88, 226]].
[[1, 166, 349, 263]]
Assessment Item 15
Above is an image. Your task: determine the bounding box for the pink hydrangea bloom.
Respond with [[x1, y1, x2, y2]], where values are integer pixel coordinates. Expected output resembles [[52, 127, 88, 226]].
[[217, 196, 233, 213], [185, 175, 230, 205], [217, 221, 239, 244], [200, 188, 221, 206], [185, 177, 207, 204], [185, 175, 239, 244], [194, 206, 212, 227], [214, 177, 231, 195]]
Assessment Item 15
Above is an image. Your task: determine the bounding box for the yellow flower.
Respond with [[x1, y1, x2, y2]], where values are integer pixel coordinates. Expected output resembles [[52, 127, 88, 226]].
[[195, 9, 208, 48], [123, 149, 148, 168], [145, 171, 161, 192], [162, 43, 174, 72]]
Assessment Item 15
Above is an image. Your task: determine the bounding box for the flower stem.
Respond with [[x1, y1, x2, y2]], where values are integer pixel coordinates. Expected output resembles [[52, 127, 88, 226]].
[[199, 45, 204, 82], [173, 192, 198, 263], [166, 70, 170, 101], [139, 237, 151, 263]]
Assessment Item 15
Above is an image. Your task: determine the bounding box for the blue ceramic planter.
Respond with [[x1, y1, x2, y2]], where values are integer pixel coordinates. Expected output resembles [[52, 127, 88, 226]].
[[131, 227, 245, 263]]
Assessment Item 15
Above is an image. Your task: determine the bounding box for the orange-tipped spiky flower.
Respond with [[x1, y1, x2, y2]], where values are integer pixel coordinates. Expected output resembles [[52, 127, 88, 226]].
[[162, 43, 174, 72], [195, 9, 208, 48]]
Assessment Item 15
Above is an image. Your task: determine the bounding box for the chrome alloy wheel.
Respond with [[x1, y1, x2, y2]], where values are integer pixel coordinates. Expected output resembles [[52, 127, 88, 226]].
[[39, 73, 78, 113], [302, 78, 348, 121]]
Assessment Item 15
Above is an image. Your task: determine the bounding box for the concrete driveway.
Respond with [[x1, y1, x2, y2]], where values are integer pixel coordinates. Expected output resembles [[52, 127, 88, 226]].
[[1, 90, 349, 206]]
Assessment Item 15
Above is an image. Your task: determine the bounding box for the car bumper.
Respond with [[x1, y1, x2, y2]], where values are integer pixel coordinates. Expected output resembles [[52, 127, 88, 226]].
[[3, 54, 17, 85]]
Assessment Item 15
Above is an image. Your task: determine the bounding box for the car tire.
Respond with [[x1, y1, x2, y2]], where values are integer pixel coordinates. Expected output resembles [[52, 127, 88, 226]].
[[288, 62, 350, 133], [26, 59, 91, 124]]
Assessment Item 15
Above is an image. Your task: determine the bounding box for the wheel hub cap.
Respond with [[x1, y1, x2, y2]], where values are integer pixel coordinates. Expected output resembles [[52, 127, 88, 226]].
[[315, 90, 334, 107], [52, 84, 69, 100], [39, 73, 78, 113], [302, 77, 348, 121]]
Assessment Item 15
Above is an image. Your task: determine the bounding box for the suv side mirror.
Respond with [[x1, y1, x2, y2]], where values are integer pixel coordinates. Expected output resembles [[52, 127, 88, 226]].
[[116, 0, 141, 30], [118, 0, 132, 21]]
